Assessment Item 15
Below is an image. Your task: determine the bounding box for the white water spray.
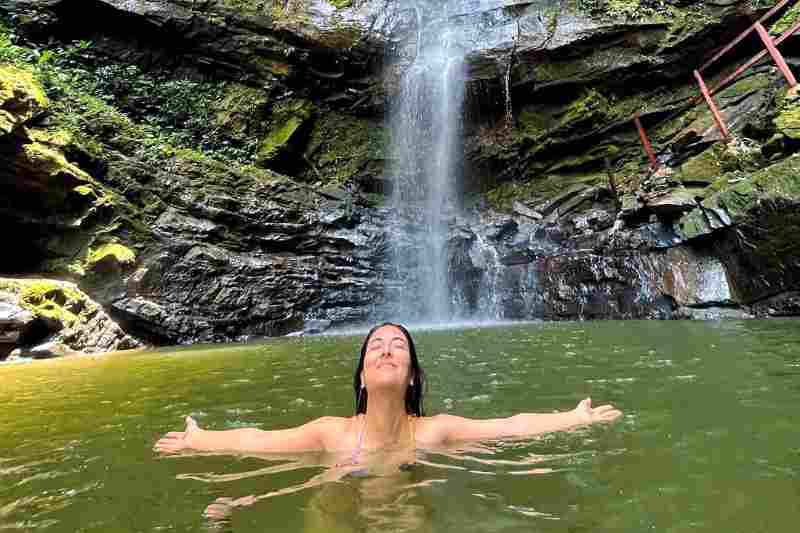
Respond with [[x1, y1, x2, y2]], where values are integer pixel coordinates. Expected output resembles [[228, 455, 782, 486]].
[[388, 1, 466, 323]]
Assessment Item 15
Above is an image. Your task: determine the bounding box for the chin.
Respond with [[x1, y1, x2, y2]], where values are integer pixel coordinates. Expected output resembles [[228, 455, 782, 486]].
[[367, 376, 408, 391]]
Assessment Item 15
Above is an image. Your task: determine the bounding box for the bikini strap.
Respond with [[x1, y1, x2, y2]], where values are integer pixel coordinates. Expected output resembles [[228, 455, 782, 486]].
[[350, 415, 366, 465]]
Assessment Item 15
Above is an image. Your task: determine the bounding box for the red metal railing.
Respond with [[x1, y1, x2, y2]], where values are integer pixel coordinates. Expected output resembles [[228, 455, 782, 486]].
[[634, 1, 800, 168]]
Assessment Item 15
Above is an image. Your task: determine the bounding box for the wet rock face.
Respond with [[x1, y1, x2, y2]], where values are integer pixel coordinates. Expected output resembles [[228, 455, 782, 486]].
[[0, 279, 141, 359], [438, 204, 747, 321], [94, 154, 387, 343]]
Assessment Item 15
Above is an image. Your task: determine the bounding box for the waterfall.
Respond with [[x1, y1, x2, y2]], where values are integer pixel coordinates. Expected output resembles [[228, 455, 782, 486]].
[[387, 1, 466, 323]]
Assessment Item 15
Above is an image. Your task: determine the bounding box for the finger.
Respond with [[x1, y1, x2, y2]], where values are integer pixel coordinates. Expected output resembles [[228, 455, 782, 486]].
[[578, 397, 592, 410], [154, 436, 182, 446], [186, 416, 198, 431], [598, 410, 623, 422], [591, 405, 616, 414], [153, 444, 178, 454]]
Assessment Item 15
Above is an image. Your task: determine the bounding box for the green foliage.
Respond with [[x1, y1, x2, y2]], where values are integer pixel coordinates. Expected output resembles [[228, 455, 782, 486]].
[[83, 63, 257, 163], [0, 21, 259, 165]]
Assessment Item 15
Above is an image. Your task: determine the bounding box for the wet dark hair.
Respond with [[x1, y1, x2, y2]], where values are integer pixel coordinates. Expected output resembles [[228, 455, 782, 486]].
[[353, 322, 426, 417]]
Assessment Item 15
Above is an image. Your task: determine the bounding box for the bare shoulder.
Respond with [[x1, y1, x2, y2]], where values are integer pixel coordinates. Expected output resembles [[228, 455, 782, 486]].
[[309, 416, 358, 450], [306, 416, 350, 426], [413, 414, 461, 445], [305, 416, 352, 433]]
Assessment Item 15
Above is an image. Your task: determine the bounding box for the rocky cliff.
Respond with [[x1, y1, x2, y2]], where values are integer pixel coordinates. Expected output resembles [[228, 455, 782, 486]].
[[1, 0, 798, 352]]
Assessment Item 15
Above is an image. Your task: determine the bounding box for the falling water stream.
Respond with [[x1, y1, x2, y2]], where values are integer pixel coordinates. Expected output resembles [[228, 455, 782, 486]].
[[389, 0, 466, 323]]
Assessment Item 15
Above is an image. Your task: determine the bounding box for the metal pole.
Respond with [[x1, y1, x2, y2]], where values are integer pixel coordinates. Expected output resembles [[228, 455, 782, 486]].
[[694, 70, 731, 142], [754, 22, 798, 88], [633, 115, 658, 169], [709, 18, 800, 97], [699, 0, 793, 72]]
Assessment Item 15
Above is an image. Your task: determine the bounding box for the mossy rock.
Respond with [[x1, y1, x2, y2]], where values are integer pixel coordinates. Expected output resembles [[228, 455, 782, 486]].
[[86, 243, 136, 273], [256, 99, 313, 167], [675, 148, 723, 186], [303, 110, 386, 186], [0, 278, 91, 329], [774, 93, 800, 140], [485, 171, 607, 212], [0, 64, 48, 134], [213, 83, 270, 141], [676, 153, 800, 239], [770, 4, 800, 36]]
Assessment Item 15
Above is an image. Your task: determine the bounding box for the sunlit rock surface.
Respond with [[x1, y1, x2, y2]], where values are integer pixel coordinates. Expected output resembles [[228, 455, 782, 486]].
[[0, 278, 141, 359]]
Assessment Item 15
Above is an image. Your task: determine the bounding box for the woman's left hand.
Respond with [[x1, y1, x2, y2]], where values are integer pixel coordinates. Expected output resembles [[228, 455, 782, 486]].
[[573, 397, 622, 425]]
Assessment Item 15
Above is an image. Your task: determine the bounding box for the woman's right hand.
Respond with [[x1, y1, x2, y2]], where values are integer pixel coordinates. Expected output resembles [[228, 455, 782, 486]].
[[154, 416, 201, 454]]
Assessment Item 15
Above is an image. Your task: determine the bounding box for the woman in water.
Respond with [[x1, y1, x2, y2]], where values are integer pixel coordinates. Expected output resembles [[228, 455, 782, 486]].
[[154, 322, 622, 457]]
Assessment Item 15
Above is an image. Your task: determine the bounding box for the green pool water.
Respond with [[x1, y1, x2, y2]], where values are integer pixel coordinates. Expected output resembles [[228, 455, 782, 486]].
[[1, 320, 799, 532]]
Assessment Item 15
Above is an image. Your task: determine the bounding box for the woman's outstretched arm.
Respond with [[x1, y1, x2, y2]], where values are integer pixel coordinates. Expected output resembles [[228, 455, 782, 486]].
[[154, 415, 340, 454], [430, 398, 621, 443]]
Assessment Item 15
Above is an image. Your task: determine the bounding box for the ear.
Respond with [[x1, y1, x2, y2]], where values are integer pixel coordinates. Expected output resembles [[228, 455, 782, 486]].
[[409, 370, 415, 386]]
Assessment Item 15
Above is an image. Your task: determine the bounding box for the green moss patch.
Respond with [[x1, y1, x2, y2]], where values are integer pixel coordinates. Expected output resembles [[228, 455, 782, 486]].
[[86, 243, 136, 273], [486, 171, 607, 212], [774, 92, 800, 139], [256, 99, 313, 167], [0, 279, 92, 328], [0, 64, 49, 134], [303, 110, 386, 185], [771, 4, 800, 35]]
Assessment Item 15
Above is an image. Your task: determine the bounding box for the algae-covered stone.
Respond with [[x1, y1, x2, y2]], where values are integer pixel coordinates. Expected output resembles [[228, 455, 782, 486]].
[[303, 110, 385, 185], [770, 3, 800, 36], [256, 99, 313, 168], [0, 64, 48, 135], [0, 278, 141, 355], [774, 94, 800, 140], [676, 149, 723, 186], [86, 243, 137, 273], [676, 153, 800, 241], [213, 83, 271, 142]]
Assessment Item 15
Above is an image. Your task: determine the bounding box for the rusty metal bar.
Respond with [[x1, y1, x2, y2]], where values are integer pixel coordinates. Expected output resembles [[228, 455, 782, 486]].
[[708, 18, 800, 97], [699, 0, 794, 72], [633, 115, 658, 169], [754, 22, 798, 87], [694, 69, 731, 141]]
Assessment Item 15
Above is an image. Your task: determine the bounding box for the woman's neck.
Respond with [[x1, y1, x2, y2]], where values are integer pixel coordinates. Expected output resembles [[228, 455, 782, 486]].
[[362, 392, 411, 448]]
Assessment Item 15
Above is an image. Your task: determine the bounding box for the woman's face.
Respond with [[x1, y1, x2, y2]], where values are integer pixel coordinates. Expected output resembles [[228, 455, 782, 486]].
[[361, 325, 413, 391]]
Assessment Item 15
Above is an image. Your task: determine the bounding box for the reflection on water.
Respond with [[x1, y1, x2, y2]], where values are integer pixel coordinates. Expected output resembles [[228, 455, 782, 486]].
[[180, 443, 581, 532], [1, 320, 799, 532]]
